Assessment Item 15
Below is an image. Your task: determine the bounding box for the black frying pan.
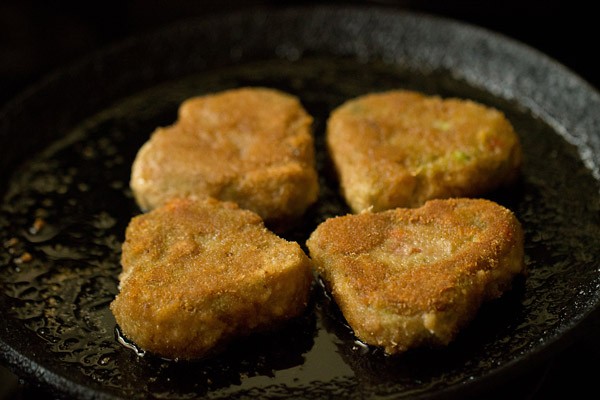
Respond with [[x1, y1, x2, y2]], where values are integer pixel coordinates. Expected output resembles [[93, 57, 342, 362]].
[[1, 5, 600, 399]]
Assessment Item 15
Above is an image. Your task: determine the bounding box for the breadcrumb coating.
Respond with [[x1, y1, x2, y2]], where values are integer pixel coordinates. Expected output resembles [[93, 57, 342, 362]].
[[111, 197, 313, 360], [131, 87, 319, 223], [306, 198, 525, 354], [326, 90, 522, 212]]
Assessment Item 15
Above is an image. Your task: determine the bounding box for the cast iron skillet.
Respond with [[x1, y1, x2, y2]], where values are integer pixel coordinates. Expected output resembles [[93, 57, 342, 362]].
[[1, 5, 600, 399]]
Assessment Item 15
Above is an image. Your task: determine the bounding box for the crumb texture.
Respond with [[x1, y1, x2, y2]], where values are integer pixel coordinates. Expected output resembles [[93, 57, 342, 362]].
[[306, 198, 525, 354], [326, 90, 522, 212], [111, 197, 313, 360], [131, 87, 319, 222]]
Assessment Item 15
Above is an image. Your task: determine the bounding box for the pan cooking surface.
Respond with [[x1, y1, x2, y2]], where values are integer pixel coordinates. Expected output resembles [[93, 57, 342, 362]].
[[1, 7, 600, 399], [1, 57, 600, 399]]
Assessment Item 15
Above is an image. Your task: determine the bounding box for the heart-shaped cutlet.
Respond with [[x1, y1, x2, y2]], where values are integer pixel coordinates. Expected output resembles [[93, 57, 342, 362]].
[[130, 87, 319, 223], [306, 198, 525, 354], [110, 197, 313, 360], [326, 90, 522, 212]]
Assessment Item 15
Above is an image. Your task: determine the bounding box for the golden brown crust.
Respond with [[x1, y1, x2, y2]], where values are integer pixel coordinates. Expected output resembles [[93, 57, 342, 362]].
[[130, 87, 319, 222], [110, 197, 313, 360], [326, 90, 522, 212], [306, 198, 525, 354]]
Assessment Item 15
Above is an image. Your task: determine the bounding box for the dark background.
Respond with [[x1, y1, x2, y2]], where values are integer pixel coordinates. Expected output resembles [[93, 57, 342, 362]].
[[2, 0, 599, 108], [1, 1, 599, 399]]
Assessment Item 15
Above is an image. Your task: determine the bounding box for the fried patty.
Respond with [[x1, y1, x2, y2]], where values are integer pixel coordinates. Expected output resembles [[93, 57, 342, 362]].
[[130, 87, 319, 223], [110, 197, 313, 360], [326, 90, 522, 213], [306, 198, 525, 354]]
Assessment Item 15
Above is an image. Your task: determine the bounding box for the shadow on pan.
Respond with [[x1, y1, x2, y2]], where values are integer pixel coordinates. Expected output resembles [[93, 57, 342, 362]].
[[1, 5, 600, 400]]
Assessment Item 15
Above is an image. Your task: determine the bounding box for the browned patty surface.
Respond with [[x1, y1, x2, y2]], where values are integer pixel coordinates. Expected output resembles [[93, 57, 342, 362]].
[[306, 198, 525, 354], [110, 197, 313, 360], [326, 90, 522, 212], [131, 87, 319, 223]]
